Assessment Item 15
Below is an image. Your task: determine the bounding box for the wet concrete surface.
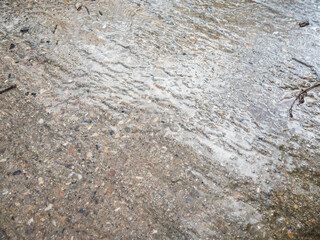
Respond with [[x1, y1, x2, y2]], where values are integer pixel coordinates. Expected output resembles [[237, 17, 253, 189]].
[[0, 0, 320, 239]]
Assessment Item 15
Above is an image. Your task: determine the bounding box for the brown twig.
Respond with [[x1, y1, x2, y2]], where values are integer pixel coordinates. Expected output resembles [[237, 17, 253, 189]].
[[292, 58, 320, 80], [52, 24, 58, 34], [84, 6, 90, 15], [289, 83, 320, 117], [0, 85, 17, 95]]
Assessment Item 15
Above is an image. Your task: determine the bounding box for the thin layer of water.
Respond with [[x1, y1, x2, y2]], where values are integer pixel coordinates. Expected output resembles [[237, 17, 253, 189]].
[[0, 0, 319, 239]]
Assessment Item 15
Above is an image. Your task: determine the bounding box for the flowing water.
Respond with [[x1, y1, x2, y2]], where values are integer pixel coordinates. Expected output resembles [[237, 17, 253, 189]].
[[0, 0, 319, 239]]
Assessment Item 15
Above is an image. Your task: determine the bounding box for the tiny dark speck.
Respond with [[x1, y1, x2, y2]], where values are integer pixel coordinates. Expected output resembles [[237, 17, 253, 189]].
[[9, 43, 15, 49], [31, 92, 36, 96], [109, 130, 115, 135]]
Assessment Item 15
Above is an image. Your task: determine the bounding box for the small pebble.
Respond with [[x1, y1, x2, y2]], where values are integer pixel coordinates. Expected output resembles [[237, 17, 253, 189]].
[[9, 43, 15, 49], [8, 73, 14, 78], [299, 21, 309, 27], [27, 218, 34, 225], [109, 170, 116, 177], [45, 203, 53, 211], [20, 27, 29, 33], [78, 208, 85, 213], [38, 119, 44, 124], [13, 170, 22, 175], [38, 177, 44, 185], [2, 189, 8, 195], [75, 3, 82, 10]]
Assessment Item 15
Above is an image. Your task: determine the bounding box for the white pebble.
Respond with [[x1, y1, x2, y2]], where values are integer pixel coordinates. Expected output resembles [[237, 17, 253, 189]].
[[45, 203, 53, 211], [38, 177, 44, 185], [27, 218, 34, 225], [2, 189, 8, 195]]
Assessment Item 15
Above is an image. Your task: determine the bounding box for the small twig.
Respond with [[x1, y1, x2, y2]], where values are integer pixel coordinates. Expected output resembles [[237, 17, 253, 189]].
[[84, 6, 90, 15], [292, 58, 320, 81], [289, 83, 320, 117], [0, 85, 17, 95], [52, 24, 58, 34]]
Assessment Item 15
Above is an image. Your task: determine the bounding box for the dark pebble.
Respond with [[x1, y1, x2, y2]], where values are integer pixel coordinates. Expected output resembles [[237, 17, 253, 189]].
[[109, 130, 115, 135], [8, 73, 14, 78], [99, 11, 103, 16], [182, 52, 187, 55], [95, 145, 99, 150], [25, 226, 34, 235], [299, 21, 309, 27], [78, 208, 85, 213], [9, 43, 15, 49], [31, 92, 36, 97], [20, 27, 29, 33], [25, 92, 29, 96], [74, 125, 80, 132], [65, 164, 73, 169], [13, 170, 22, 175]]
